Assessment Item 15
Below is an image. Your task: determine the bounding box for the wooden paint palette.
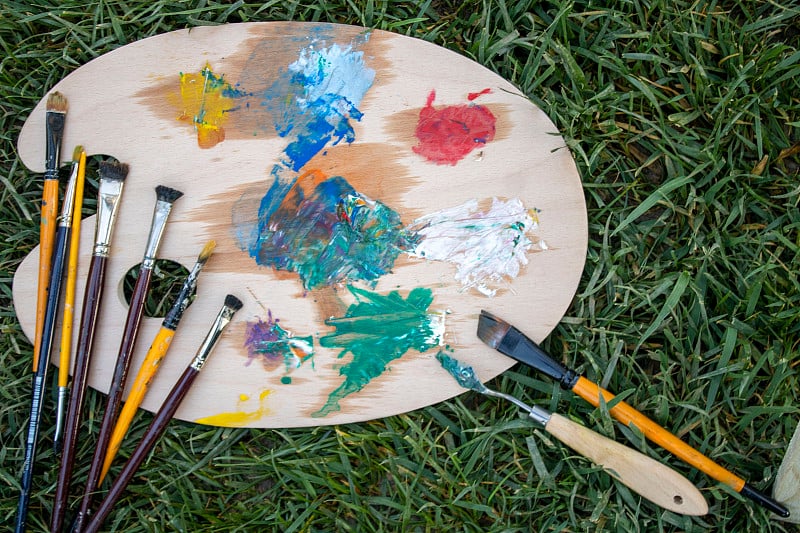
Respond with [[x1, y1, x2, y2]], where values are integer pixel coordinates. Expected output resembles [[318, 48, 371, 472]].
[[13, 22, 587, 428]]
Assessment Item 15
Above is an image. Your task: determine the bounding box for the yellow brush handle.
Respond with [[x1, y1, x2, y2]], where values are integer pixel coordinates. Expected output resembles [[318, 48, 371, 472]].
[[33, 179, 59, 371], [571, 376, 745, 491], [100, 326, 175, 482], [58, 151, 86, 387]]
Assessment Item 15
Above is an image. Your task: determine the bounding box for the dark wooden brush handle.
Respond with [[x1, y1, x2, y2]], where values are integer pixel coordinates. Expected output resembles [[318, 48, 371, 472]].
[[82, 366, 200, 533], [75, 266, 153, 531], [50, 255, 108, 533]]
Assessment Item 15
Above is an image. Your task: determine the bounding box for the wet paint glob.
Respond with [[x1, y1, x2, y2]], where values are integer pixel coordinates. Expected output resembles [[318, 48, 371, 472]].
[[252, 170, 417, 290], [178, 63, 246, 148], [313, 286, 445, 417], [244, 311, 314, 380], [410, 197, 543, 296], [436, 350, 483, 391], [413, 89, 496, 165]]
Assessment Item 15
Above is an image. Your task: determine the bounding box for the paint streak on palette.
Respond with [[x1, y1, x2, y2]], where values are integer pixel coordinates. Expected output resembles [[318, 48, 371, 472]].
[[13, 22, 587, 428]]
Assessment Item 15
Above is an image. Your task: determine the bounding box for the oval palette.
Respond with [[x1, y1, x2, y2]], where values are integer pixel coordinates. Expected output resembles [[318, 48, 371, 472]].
[[13, 21, 587, 428]]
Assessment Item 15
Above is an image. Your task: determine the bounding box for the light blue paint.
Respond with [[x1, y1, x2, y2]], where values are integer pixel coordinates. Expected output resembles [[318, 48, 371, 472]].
[[249, 40, 376, 237]]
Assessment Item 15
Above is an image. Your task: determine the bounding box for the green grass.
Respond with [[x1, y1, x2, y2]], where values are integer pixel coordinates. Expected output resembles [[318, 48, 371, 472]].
[[2, 0, 800, 531]]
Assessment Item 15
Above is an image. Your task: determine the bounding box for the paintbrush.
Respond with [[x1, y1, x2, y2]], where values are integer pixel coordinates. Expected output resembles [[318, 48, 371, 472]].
[[32, 91, 68, 376], [99, 240, 216, 482], [54, 146, 86, 454], [73, 184, 183, 532], [437, 351, 708, 515], [14, 137, 80, 533], [81, 295, 243, 533], [476, 310, 789, 517], [50, 161, 128, 533]]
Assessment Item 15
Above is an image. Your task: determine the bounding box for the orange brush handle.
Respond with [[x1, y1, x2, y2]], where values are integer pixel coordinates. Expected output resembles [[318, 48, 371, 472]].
[[33, 179, 59, 372], [100, 326, 175, 482], [571, 376, 745, 491]]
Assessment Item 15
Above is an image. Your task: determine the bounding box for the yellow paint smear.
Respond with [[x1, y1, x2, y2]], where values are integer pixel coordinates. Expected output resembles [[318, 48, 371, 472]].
[[178, 63, 236, 149], [195, 389, 272, 427]]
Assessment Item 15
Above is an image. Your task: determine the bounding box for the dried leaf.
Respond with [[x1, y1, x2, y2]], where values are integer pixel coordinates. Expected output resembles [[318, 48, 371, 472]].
[[777, 142, 800, 162], [752, 155, 769, 176]]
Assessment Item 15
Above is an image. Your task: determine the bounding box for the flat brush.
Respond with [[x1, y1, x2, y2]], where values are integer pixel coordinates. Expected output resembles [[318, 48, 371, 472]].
[[15, 137, 78, 533], [477, 310, 789, 517], [99, 240, 216, 483], [437, 352, 708, 515], [54, 146, 86, 453], [82, 295, 243, 533], [50, 161, 128, 533], [74, 185, 183, 532], [32, 91, 68, 375]]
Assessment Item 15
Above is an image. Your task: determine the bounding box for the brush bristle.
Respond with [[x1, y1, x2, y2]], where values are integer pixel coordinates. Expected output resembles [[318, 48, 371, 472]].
[[197, 240, 216, 264], [476, 310, 510, 349], [72, 145, 84, 161], [98, 161, 129, 182], [46, 91, 68, 113], [155, 185, 184, 204], [225, 294, 243, 311]]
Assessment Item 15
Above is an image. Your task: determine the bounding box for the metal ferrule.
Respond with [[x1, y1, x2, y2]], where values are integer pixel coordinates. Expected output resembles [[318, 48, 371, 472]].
[[526, 405, 552, 427], [54, 388, 69, 442], [92, 178, 125, 257], [57, 162, 80, 228], [141, 200, 174, 270], [190, 304, 238, 371]]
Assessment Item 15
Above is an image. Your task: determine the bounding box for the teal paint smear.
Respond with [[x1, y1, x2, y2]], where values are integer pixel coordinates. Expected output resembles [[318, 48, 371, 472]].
[[252, 174, 418, 290], [312, 286, 444, 418], [436, 350, 483, 391]]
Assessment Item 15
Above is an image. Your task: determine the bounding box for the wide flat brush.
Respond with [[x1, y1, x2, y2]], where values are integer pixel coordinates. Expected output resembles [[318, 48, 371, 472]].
[[437, 352, 708, 515], [15, 136, 78, 533], [50, 161, 128, 533], [32, 91, 67, 374], [54, 146, 86, 453], [99, 240, 216, 482], [73, 185, 183, 532], [477, 310, 789, 517], [82, 295, 243, 533]]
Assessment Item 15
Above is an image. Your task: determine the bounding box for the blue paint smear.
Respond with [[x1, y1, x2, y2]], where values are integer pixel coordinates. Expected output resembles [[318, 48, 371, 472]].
[[251, 173, 418, 290], [247, 41, 376, 250]]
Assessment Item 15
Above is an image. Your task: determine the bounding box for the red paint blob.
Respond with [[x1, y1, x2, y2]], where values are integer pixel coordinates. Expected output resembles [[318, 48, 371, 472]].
[[467, 88, 492, 101], [413, 90, 496, 166]]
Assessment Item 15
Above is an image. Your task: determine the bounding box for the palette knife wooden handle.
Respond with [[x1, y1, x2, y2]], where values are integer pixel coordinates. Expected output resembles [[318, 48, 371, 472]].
[[545, 412, 708, 516]]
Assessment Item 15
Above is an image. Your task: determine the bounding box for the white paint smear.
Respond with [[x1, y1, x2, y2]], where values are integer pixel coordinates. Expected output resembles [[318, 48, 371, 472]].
[[409, 198, 544, 296]]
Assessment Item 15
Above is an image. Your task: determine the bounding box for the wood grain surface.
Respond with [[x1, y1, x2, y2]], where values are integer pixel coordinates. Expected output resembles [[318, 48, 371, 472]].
[[13, 22, 587, 428]]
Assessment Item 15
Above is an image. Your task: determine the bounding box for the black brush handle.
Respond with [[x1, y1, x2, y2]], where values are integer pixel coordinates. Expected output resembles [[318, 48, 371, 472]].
[[496, 326, 579, 388], [51, 255, 107, 533], [740, 484, 789, 518], [82, 366, 200, 533], [74, 266, 153, 531], [15, 224, 70, 533], [15, 370, 48, 533]]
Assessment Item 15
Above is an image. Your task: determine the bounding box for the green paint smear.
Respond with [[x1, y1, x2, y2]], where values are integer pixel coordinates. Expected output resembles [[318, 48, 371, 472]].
[[312, 286, 442, 417]]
